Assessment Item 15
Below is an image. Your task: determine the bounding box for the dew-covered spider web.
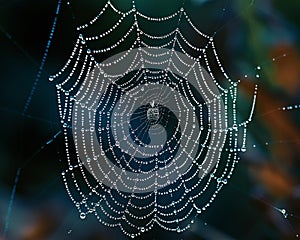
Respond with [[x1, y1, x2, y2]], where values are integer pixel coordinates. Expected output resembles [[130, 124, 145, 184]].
[[4, 0, 300, 239], [48, 0, 258, 238]]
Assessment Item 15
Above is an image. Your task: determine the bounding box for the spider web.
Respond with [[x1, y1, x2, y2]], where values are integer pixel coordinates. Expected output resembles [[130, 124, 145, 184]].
[[49, 0, 257, 238]]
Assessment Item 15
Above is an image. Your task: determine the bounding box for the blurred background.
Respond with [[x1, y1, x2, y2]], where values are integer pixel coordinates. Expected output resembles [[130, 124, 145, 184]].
[[1, 0, 300, 239]]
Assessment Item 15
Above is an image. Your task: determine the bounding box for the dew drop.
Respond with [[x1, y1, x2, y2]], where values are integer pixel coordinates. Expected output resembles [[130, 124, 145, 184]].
[[80, 212, 86, 220]]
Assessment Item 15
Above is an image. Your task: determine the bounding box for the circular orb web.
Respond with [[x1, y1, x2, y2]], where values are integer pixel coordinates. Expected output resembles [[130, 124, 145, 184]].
[[62, 47, 234, 236]]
